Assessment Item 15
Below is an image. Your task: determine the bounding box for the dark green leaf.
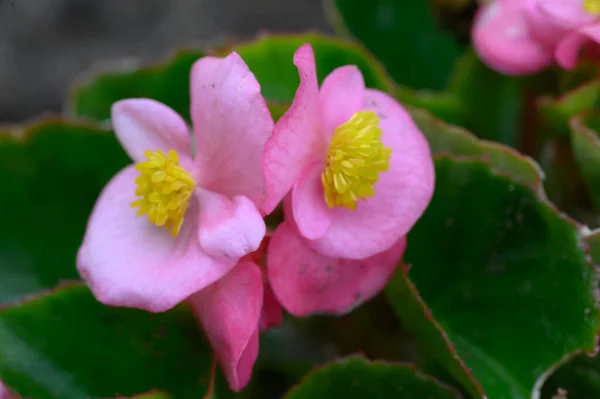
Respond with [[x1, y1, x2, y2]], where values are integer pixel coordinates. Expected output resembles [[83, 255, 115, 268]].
[[128, 391, 172, 399], [327, 0, 463, 90], [0, 120, 128, 304], [387, 156, 599, 399], [284, 356, 462, 399], [538, 229, 600, 399], [68, 34, 393, 124], [409, 108, 543, 193], [0, 284, 212, 399], [570, 112, 600, 212], [539, 77, 600, 137], [69, 50, 204, 122], [448, 50, 523, 146]]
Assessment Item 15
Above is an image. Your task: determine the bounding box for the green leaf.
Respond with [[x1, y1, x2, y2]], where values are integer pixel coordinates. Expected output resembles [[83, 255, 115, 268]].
[[327, 0, 463, 90], [539, 228, 600, 398], [448, 50, 523, 146], [387, 156, 599, 399], [539, 77, 600, 137], [284, 356, 462, 399], [68, 34, 393, 124], [409, 108, 543, 194], [570, 111, 600, 211], [69, 50, 204, 122], [0, 120, 128, 304], [224, 33, 394, 103], [0, 284, 212, 399]]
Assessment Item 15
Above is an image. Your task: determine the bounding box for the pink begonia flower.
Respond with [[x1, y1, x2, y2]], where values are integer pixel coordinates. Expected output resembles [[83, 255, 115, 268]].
[[473, 0, 600, 75], [77, 52, 275, 391], [261, 44, 434, 315]]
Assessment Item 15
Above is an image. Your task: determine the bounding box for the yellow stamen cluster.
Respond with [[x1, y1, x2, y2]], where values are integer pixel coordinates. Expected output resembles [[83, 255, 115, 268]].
[[131, 150, 195, 237], [321, 110, 392, 210], [585, 0, 600, 15]]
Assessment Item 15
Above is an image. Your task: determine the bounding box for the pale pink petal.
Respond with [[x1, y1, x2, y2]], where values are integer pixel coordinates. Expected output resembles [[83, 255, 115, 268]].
[[304, 90, 434, 260], [189, 261, 263, 392], [319, 65, 365, 139], [291, 163, 331, 240], [262, 44, 325, 215], [190, 53, 273, 205], [260, 277, 284, 331], [556, 23, 600, 69], [196, 188, 266, 260], [267, 222, 406, 316], [472, 0, 553, 75], [77, 166, 237, 313], [111, 99, 192, 165]]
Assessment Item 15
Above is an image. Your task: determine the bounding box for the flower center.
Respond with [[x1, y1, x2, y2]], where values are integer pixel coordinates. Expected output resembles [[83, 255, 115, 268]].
[[584, 0, 600, 15], [321, 110, 392, 210], [131, 149, 195, 237]]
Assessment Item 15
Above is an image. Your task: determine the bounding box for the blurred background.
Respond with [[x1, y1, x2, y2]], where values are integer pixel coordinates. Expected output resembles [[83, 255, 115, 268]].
[[0, 0, 332, 123]]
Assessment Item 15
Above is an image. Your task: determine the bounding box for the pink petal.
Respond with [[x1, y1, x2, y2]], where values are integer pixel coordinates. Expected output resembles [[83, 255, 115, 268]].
[[556, 23, 600, 70], [190, 53, 273, 206], [319, 65, 365, 139], [267, 222, 406, 316], [111, 99, 192, 166], [77, 166, 237, 313], [262, 44, 325, 215], [304, 90, 434, 260], [196, 188, 266, 260], [472, 0, 553, 75], [260, 276, 284, 331], [291, 163, 331, 240], [189, 261, 263, 392]]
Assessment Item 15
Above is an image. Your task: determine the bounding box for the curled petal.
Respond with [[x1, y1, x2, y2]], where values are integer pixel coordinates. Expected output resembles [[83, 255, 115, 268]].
[[472, 0, 553, 75], [267, 222, 406, 316], [190, 52, 273, 206], [305, 90, 434, 260], [262, 44, 324, 215], [77, 166, 237, 313], [111, 99, 192, 166], [196, 188, 266, 260], [556, 23, 600, 70], [189, 261, 263, 392]]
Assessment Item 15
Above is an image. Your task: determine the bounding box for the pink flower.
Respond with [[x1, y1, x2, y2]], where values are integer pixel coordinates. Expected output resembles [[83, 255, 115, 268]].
[[473, 0, 600, 75], [261, 44, 434, 315], [77, 52, 274, 390]]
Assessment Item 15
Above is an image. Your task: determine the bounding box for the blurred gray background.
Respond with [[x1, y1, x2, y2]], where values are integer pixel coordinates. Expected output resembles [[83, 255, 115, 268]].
[[0, 0, 331, 122]]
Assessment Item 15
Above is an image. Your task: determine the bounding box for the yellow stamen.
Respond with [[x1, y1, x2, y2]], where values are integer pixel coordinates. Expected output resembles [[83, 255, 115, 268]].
[[585, 0, 600, 15], [321, 110, 392, 210], [131, 149, 195, 237]]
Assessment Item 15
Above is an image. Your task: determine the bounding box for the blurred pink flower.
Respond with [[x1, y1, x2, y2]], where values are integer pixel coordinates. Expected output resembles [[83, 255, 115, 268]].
[[473, 0, 600, 75], [77, 51, 274, 391], [262, 44, 434, 315]]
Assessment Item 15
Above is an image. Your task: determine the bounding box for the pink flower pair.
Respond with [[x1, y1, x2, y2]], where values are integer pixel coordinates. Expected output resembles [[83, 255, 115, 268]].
[[473, 0, 600, 75], [77, 44, 434, 391]]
